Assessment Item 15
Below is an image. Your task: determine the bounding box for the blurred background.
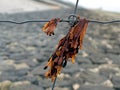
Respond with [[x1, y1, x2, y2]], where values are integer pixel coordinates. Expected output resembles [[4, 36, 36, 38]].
[[0, 0, 120, 90]]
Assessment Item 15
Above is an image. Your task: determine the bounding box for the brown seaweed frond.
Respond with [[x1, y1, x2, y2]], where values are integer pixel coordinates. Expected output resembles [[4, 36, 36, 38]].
[[44, 17, 88, 82], [42, 18, 60, 36]]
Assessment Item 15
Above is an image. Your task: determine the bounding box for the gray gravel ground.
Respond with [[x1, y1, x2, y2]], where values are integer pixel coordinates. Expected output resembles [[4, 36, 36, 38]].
[[0, 7, 120, 90]]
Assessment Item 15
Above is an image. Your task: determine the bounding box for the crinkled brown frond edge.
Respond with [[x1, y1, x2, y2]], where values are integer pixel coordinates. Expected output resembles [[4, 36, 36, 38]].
[[43, 17, 88, 82]]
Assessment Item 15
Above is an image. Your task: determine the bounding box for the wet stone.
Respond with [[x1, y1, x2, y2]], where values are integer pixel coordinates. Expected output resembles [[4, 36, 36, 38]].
[[107, 54, 120, 65], [80, 71, 107, 84], [0, 64, 15, 71], [76, 56, 92, 64], [30, 63, 46, 75], [89, 54, 108, 64], [63, 62, 81, 74], [39, 79, 51, 88], [9, 84, 44, 90], [79, 85, 114, 90], [23, 75, 38, 85], [112, 75, 120, 88], [14, 59, 38, 67], [79, 64, 98, 70], [99, 68, 117, 78], [0, 73, 19, 82], [105, 48, 120, 55]]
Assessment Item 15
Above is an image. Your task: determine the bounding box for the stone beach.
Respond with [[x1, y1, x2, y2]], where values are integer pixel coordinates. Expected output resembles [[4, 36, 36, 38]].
[[0, 1, 120, 90]]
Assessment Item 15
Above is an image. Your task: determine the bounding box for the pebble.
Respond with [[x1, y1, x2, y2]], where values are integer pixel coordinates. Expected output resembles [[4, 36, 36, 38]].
[[73, 83, 80, 90], [0, 80, 12, 90], [14, 63, 30, 70], [11, 81, 30, 87], [10, 84, 44, 90], [79, 85, 114, 90], [102, 80, 113, 87], [111, 75, 120, 88], [80, 71, 107, 84]]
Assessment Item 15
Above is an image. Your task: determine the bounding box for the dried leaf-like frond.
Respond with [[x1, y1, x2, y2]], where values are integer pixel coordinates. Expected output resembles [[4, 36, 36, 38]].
[[44, 17, 88, 82], [42, 18, 60, 36]]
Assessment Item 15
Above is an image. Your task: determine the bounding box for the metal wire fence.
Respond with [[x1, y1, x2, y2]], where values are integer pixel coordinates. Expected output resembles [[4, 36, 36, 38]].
[[0, 0, 120, 90]]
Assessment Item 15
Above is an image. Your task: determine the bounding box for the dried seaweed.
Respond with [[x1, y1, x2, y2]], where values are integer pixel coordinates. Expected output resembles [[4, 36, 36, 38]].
[[42, 18, 60, 36], [43, 17, 88, 81]]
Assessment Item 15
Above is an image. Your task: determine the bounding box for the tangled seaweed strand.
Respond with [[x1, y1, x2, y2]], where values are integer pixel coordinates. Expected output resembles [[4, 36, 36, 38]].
[[42, 17, 88, 82]]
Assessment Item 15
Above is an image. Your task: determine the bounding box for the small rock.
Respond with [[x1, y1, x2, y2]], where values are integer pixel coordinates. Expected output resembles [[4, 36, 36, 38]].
[[0, 72, 18, 82], [0, 64, 15, 71], [56, 79, 72, 87], [76, 56, 91, 64], [63, 62, 81, 74], [10, 84, 43, 90], [80, 71, 107, 84], [105, 48, 120, 55], [101, 40, 113, 49], [38, 79, 51, 88], [0, 80, 12, 90], [88, 68, 99, 73], [107, 54, 120, 65], [11, 81, 30, 87], [102, 80, 113, 87], [89, 54, 108, 64], [82, 51, 88, 57], [79, 64, 98, 70], [26, 46, 36, 51], [55, 87, 70, 90], [30, 65, 45, 75], [15, 59, 38, 67], [99, 68, 117, 78], [73, 83, 80, 90], [15, 69, 28, 76], [46, 87, 70, 90], [24, 74, 38, 85], [14, 63, 30, 70], [111, 75, 120, 88], [79, 85, 114, 90]]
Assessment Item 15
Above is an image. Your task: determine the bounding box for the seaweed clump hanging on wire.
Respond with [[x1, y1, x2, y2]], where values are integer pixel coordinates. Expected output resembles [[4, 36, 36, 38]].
[[42, 17, 88, 81]]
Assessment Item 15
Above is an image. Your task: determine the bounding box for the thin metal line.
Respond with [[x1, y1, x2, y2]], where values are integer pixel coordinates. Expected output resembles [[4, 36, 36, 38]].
[[0, 20, 69, 24], [0, 20, 49, 24], [89, 20, 120, 24], [74, 0, 79, 14], [0, 19, 120, 24], [52, 77, 57, 90]]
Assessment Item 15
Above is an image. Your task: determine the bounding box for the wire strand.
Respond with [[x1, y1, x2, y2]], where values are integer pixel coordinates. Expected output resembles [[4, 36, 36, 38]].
[[52, 77, 57, 90], [0, 19, 120, 24], [0, 20, 69, 24], [89, 20, 120, 24], [74, 0, 79, 14]]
